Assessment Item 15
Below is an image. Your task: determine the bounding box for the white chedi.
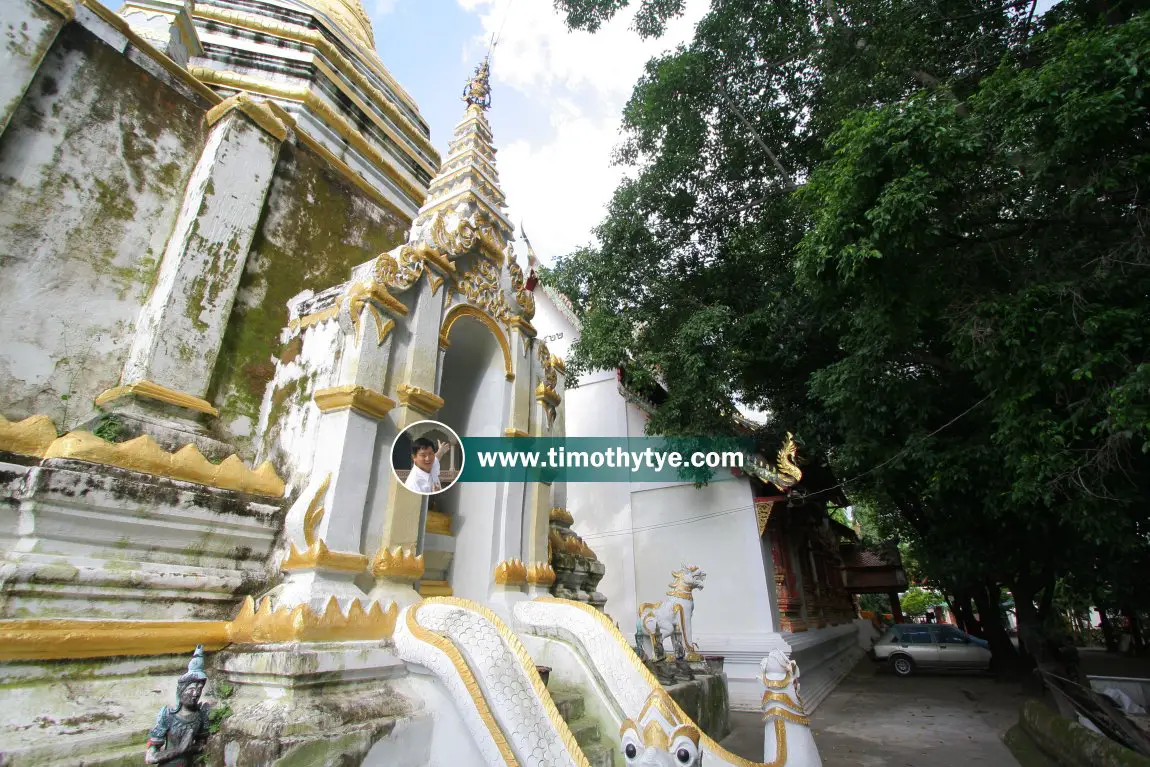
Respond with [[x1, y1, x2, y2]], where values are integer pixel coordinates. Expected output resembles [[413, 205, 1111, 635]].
[[761, 650, 822, 767]]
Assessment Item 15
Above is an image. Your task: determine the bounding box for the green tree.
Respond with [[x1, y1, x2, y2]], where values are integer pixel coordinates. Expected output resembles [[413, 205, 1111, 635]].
[[548, 0, 1150, 672], [900, 587, 944, 619]]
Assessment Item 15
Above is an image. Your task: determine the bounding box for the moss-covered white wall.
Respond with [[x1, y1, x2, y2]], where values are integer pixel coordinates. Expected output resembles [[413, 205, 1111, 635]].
[[0, 23, 206, 429], [208, 143, 408, 458]]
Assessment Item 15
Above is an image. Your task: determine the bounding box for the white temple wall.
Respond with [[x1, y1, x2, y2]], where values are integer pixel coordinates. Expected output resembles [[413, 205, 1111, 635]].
[[0, 21, 206, 431]]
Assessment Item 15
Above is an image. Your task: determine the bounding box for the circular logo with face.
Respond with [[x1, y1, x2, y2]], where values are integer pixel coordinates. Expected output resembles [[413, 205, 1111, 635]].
[[391, 420, 464, 496]]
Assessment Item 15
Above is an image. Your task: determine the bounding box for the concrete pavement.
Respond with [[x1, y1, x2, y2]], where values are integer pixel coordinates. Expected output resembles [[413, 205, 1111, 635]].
[[721, 659, 1027, 766]]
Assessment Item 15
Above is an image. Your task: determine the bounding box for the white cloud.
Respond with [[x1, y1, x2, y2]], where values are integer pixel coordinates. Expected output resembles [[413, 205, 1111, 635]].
[[457, 0, 709, 263]]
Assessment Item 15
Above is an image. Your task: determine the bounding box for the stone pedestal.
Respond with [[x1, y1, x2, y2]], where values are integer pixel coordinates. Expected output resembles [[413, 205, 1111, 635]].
[[211, 642, 431, 766], [663, 669, 731, 741]]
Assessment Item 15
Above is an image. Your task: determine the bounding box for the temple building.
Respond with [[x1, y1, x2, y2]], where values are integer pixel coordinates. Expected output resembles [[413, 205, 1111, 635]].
[[0, 0, 828, 764], [530, 283, 873, 711]]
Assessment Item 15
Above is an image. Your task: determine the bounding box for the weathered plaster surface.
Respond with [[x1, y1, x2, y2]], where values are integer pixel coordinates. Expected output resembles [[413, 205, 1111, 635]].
[[0, 23, 204, 429], [0, 654, 190, 766], [0, 458, 282, 620], [121, 114, 281, 399], [210, 143, 405, 460], [0, 0, 65, 138]]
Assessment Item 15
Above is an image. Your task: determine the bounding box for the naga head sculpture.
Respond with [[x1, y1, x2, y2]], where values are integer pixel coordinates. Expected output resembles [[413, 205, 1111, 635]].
[[620, 690, 703, 767], [671, 565, 706, 594], [761, 648, 796, 678]]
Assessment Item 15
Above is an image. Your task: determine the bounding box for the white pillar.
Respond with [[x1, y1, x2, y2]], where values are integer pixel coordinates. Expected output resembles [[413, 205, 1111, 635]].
[[111, 95, 288, 417], [0, 0, 73, 138]]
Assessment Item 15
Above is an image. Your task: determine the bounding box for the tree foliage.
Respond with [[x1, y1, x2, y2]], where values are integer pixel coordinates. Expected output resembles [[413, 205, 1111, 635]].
[[548, 0, 1150, 668]]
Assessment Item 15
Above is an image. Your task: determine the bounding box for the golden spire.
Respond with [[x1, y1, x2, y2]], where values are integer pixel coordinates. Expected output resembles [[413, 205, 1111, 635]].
[[463, 56, 492, 111], [407, 56, 512, 244]]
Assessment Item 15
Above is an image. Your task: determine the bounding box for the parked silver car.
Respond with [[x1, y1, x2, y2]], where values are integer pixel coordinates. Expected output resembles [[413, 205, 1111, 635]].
[[870, 623, 992, 677]]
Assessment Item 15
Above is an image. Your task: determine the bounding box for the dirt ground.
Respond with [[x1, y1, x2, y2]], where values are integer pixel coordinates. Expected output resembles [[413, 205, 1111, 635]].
[[721, 658, 1028, 766]]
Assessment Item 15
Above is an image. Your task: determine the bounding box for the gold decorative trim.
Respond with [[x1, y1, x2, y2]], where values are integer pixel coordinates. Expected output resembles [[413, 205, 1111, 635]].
[[348, 278, 409, 319], [413, 598, 592, 767], [371, 545, 425, 580], [415, 242, 457, 276], [395, 384, 444, 415], [95, 379, 219, 417], [0, 619, 230, 662], [302, 474, 331, 547], [282, 539, 369, 573], [314, 386, 396, 420], [440, 304, 514, 382], [0, 414, 58, 458], [404, 603, 520, 766], [205, 92, 289, 142], [189, 67, 427, 206], [503, 428, 529, 438], [508, 316, 537, 338], [550, 355, 566, 376], [418, 580, 453, 597], [526, 562, 556, 586], [42, 432, 285, 497], [189, 8, 435, 163], [228, 595, 397, 643], [763, 669, 795, 689], [549, 507, 574, 525], [429, 274, 446, 295], [493, 558, 528, 585], [535, 384, 561, 408], [763, 706, 810, 726], [39, 0, 75, 19], [289, 300, 342, 333], [756, 500, 776, 537], [537, 597, 782, 767], [0, 595, 400, 660], [426, 510, 452, 536]]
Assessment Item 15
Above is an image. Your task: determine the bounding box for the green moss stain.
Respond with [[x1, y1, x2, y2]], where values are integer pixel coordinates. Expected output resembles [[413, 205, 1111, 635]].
[[0, 24, 207, 424], [206, 144, 405, 456]]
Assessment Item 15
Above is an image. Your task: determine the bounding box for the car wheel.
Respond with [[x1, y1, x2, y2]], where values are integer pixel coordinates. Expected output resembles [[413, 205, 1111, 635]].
[[891, 655, 915, 677]]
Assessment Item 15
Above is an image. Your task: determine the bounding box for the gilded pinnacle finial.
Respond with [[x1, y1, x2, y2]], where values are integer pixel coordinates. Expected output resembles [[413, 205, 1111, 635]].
[[463, 56, 492, 110]]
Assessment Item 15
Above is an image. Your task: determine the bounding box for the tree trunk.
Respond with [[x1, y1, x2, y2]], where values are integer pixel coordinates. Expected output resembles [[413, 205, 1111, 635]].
[[1123, 606, 1144, 654], [1098, 607, 1119, 652], [889, 591, 905, 623], [974, 581, 1021, 677], [955, 588, 984, 637], [1014, 585, 1047, 666]]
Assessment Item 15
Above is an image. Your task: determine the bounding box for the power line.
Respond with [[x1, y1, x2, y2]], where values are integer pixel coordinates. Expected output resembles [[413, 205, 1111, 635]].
[[572, 393, 993, 541], [579, 502, 755, 541], [488, 0, 517, 58], [800, 391, 996, 501]]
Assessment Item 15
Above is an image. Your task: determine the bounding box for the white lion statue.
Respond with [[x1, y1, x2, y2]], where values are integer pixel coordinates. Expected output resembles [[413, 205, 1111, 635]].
[[637, 565, 706, 662]]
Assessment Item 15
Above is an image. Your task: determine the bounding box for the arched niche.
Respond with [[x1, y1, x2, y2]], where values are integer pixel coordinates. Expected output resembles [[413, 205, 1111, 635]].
[[439, 303, 514, 382]]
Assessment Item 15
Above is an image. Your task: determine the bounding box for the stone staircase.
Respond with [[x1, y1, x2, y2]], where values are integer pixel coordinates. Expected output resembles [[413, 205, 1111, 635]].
[[550, 686, 617, 767]]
